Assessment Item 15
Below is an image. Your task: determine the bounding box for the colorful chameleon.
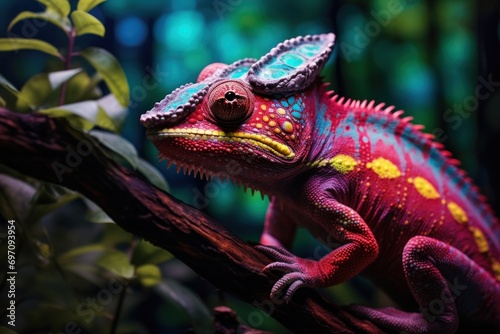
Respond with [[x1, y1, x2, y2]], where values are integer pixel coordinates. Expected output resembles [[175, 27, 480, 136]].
[[140, 33, 500, 333]]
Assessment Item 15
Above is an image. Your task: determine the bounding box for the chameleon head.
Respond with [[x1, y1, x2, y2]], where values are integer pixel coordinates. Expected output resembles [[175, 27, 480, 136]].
[[140, 33, 335, 183]]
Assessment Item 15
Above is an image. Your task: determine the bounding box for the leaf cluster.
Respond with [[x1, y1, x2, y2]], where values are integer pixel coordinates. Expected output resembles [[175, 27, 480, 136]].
[[0, 1, 211, 333]]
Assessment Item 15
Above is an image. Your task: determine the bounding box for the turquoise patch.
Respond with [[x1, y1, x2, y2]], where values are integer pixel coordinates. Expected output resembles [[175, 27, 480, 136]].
[[164, 82, 207, 112], [291, 111, 302, 119], [279, 52, 306, 68], [297, 43, 321, 58], [281, 100, 289, 107]]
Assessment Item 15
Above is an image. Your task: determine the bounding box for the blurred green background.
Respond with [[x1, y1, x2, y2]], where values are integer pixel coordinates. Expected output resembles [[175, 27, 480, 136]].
[[0, 0, 499, 333]]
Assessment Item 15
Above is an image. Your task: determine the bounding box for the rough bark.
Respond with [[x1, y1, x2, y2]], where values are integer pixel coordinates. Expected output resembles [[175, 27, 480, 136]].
[[0, 108, 382, 333]]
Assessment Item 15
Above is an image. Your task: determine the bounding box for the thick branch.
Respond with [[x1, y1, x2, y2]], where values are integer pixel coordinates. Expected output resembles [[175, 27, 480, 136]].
[[0, 109, 382, 333]]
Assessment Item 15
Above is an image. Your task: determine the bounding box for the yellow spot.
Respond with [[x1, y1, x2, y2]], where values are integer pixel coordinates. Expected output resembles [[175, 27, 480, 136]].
[[274, 128, 281, 134], [256, 123, 262, 129], [290, 135, 295, 140], [282, 121, 294, 133], [277, 108, 286, 115], [260, 104, 267, 110], [269, 120, 277, 127], [263, 116, 269, 122], [366, 157, 401, 179], [491, 258, 500, 281], [447, 201, 468, 224], [469, 226, 489, 253], [330, 155, 358, 174], [409, 176, 440, 199]]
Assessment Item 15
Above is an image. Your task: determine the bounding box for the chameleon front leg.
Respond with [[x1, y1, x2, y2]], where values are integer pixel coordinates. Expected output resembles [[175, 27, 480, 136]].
[[349, 236, 500, 333], [257, 184, 379, 301], [260, 197, 297, 249]]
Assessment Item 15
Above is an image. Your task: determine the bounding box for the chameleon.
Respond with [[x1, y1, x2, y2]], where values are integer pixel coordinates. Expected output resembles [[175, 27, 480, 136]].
[[140, 33, 500, 333]]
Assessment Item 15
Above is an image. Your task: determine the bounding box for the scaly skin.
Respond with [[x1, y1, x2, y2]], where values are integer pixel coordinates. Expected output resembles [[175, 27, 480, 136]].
[[141, 33, 500, 333]]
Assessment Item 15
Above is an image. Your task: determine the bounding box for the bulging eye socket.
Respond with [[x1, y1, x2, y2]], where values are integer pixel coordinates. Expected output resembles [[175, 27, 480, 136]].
[[206, 80, 254, 125]]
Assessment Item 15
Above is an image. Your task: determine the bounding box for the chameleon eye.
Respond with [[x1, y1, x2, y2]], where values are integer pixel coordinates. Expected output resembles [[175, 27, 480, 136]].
[[207, 80, 254, 125]]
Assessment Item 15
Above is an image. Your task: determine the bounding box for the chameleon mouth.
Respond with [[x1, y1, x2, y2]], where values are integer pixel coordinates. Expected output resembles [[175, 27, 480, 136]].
[[147, 128, 295, 159]]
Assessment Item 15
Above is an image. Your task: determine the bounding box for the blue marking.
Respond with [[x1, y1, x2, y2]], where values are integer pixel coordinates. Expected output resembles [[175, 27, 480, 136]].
[[292, 104, 302, 111], [279, 52, 306, 68], [287, 96, 295, 105], [297, 43, 321, 58], [163, 82, 207, 112], [291, 111, 302, 119], [362, 136, 368, 143], [281, 100, 289, 107]]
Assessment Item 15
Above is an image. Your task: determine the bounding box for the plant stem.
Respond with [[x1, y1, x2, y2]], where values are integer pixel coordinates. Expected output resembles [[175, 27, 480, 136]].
[[109, 285, 127, 334], [57, 28, 76, 106], [109, 237, 139, 334]]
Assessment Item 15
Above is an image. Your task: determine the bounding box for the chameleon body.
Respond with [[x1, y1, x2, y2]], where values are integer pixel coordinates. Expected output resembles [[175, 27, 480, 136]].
[[141, 33, 500, 332]]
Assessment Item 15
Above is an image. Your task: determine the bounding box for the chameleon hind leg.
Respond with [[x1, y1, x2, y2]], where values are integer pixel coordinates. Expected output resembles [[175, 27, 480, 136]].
[[349, 236, 500, 333]]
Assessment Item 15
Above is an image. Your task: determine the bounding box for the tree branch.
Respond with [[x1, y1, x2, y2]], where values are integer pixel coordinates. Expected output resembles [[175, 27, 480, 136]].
[[0, 108, 382, 333]]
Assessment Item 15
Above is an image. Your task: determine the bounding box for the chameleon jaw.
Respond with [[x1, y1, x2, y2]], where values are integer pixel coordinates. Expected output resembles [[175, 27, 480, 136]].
[[147, 128, 296, 159]]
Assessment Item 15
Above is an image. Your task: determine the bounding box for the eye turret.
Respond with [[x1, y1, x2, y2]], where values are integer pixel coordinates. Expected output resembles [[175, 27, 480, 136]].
[[207, 80, 254, 125]]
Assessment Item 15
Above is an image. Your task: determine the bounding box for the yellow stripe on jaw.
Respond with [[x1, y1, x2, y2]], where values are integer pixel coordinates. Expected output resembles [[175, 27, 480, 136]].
[[159, 128, 295, 159]]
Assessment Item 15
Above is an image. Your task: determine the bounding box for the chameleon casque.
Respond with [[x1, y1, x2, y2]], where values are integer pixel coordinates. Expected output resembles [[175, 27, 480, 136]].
[[140, 33, 500, 332]]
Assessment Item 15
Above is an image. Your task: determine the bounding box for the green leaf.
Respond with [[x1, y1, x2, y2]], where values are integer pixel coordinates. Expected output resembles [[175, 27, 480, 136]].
[[0, 326, 17, 334], [77, 0, 106, 12], [132, 239, 173, 266], [41, 101, 100, 123], [37, 0, 71, 18], [86, 208, 113, 223], [136, 264, 162, 287], [80, 47, 129, 107], [64, 72, 102, 104], [0, 38, 62, 59], [137, 158, 169, 192], [0, 74, 19, 110], [101, 223, 133, 246], [25, 186, 80, 224], [155, 279, 212, 334], [89, 129, 139, 169], [8, 11, 71, 33], [97, 250, 134, 278], [16, 69, 82, 111], [96, 106, 118, 132], [0, 74, 19, 95], [48, 68, 83, 89], [0, 173, 38, 222], [71, 10, 105, 37], [58, 244, 107, 269], [98, 94, 128, 130]]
